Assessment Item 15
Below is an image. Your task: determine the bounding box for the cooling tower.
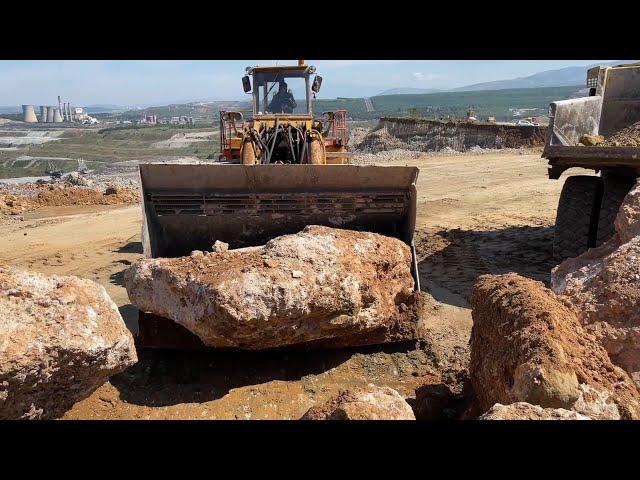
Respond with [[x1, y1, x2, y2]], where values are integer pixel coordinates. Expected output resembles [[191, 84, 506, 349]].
[[46, 106, 55, 123], [53, 108, 63, 123], [40, 106, 46, 123], [22, 105, 38, 123]]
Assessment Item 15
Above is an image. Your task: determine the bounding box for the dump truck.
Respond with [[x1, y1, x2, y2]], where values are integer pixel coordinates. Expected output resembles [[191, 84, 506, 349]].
[[135, 61, 420, 349], [544, 62, 640, 262]]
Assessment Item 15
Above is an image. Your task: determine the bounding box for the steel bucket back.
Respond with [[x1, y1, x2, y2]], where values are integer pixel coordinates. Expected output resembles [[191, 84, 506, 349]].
[[139, 163, 419, 263]]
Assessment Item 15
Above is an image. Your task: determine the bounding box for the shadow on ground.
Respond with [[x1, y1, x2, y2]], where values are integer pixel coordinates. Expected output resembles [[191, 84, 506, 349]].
[[117, 241, 143, 254], [118, 304, 139, 335], [416, 225, 554, 306], [110, 341, 417, 408]]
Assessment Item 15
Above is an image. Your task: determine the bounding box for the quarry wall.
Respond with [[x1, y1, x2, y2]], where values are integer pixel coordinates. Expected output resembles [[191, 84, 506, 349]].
[[358, 117, 548, 152]]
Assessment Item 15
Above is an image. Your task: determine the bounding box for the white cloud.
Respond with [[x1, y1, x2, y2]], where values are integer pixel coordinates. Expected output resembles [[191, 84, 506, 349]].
[[411, 72, 447, 83]]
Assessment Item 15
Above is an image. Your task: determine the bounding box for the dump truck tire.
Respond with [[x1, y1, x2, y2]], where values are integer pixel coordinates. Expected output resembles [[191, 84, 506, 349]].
[[241, 140, 259, 165], [553, 175, 603, 263], [596, 172, 637, 246]]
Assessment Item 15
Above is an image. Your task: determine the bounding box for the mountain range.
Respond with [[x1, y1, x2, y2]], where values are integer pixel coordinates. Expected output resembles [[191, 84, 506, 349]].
[[377, 61, 635, 96], [377, 87, 442, 96]]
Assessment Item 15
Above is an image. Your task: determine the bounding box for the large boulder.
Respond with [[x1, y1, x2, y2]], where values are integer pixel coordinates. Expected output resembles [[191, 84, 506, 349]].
[[552, 181, 640, 385], [0, 265, 137, 419], [125, 226, 424, 350], [479, 402, 591, 420], [470, 273, 640, 419], [301, 385, 415, 420], [553, 237, 640, 382], [615, 181, 640, 243]]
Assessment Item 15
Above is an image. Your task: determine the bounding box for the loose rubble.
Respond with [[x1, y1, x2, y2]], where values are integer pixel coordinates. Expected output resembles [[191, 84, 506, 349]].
[[601, 121, 640, 147], [479, 402, 591, 420], [0, 264, 137, 419], [125, 225, 424, 350], [301, 384, 415, 420], [470, 273, 640, 419]]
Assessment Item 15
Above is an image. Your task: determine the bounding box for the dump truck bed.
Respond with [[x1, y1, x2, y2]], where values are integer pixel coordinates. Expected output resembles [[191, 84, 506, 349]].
[[544, 145, 640, 177], [544, 64, 640, 179]]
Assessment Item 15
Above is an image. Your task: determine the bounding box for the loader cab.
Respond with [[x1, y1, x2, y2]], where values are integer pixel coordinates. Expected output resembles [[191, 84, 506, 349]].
[[245, 65, 317, 118]]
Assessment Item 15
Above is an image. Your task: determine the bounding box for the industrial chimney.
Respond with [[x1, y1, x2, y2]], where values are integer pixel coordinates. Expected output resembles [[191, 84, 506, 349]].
[[22, 105, 38, 123]]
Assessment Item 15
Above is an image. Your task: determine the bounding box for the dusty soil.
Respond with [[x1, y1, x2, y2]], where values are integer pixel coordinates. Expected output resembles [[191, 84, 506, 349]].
[[0, 150, 591, 419]]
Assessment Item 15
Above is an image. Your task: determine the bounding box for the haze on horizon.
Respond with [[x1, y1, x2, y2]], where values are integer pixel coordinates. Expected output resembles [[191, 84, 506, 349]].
[[0, 60, 618, 107]]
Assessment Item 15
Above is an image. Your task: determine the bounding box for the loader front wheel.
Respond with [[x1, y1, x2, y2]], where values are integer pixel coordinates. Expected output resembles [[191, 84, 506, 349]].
[[553, 175, 603, 263], [309, 133, 325, 165]]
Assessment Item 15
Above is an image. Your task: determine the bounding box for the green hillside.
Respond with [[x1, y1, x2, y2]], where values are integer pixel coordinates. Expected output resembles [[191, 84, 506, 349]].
[[314, 85, 582, 120], [98, 84, 583, 123]]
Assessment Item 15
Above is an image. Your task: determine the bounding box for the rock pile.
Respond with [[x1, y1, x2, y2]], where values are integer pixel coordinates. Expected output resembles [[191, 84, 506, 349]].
[[63, 171, 94, 187], [125, 225, 424, 350], [0, 265, 137, 419], [601, 121, 640, 147], [552, 179, 640, 386], [479, 402, 591, 420], [0, 182, 139, 217], [301, 385, 415, 420], [470, 273, 640, 420]]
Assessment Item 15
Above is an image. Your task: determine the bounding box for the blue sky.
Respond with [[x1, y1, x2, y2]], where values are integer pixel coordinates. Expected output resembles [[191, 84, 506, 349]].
[[0, 60, 617, 106]]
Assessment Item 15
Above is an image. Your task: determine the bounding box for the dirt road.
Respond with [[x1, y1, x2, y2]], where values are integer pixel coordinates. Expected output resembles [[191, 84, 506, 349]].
[[0, 151, 589, 419]]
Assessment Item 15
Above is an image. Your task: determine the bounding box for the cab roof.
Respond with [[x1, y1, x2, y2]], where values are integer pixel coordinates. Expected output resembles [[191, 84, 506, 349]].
[[247, 64, 315, 75]]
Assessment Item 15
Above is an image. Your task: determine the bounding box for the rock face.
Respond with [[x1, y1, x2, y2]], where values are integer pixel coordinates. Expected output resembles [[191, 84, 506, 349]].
[[358, 117, 546, 154], [470, 273, 640, 420], [0, 265, 137, 419], [125, 225, 424, 350], [301, 385, 416, 420], [479, 402, 591, 420], [552, 181, 640, 385]]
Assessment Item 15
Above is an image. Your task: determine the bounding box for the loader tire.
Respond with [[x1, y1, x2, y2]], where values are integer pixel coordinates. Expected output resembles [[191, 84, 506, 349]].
[[553, 175, 603, 263], [596, 172, 637, 246], [309, 133, 325, 165]]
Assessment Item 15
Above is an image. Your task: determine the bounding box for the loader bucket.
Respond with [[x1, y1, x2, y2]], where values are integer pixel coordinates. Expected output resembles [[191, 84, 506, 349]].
[[138, 163, 419, 279]]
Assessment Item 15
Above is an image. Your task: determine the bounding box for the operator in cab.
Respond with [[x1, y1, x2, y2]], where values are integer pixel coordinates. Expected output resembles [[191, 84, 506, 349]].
[[268, 81, 297, 114]]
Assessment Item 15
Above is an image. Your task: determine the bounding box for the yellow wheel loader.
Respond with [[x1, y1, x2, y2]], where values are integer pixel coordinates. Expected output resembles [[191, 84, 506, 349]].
[[136, 61, 420, 349]]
